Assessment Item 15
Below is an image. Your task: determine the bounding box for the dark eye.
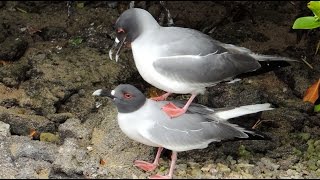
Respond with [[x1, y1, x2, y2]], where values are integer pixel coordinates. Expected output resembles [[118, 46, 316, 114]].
[[123, 93, 132, 99]]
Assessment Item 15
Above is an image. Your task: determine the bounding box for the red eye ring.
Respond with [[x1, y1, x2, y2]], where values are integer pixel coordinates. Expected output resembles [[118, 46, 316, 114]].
[[123, 93, 132, 99], [117, 28, 125, 33]]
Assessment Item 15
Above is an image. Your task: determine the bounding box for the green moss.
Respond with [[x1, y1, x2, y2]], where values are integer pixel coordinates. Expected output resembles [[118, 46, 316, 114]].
[[314, 140, 320, 147], [40, 132, 60, 143], [304, 139, 320, 161], [316, 169, 320, 177], [307, 159, 318, 171], [292, 147, 303, 157], [238, 145, 251, 159], [159, 165, 167, 172], [298, 133, 311, 141]]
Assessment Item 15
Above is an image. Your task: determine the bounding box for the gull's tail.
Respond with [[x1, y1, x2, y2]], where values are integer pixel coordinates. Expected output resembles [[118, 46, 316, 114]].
[[214, 103, 273, 120], [249, 53, 299, 62]]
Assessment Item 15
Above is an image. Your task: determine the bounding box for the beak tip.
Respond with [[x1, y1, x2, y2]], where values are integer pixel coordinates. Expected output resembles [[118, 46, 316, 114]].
[[92, 89, 102, 96], [115, 54, 119, 62], [109, 50, 113, 60], [115, 38, 120, 44]]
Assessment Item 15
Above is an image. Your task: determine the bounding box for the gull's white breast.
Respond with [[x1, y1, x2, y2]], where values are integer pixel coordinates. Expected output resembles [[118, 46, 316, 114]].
[[117, 100, 160, 147], [131, 30, 205, 94]]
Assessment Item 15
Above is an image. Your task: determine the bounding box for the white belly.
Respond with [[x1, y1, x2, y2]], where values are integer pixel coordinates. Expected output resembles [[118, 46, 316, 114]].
[[131, 41, 205, 94], [117, 106, 159, 147]]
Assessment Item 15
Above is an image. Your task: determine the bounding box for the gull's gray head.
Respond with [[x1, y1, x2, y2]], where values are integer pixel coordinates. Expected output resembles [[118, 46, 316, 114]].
[[93, 84, 146, 113], [109, 8, 159, 62], [115, 8, 159, 43]]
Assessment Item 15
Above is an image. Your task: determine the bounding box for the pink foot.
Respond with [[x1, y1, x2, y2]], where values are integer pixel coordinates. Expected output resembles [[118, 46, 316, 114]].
[[149, 174, 172, 179], [134, 160, 157, 172], [162, 102, 178, 109], [151, 96, 166, 101], [151, 93, 171, 101], [162, 103, 186, 118]]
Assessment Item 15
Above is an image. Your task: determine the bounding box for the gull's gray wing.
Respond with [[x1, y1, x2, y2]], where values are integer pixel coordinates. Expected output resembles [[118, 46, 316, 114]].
[[150, 27, 261, 84], [152, 27, 229, 57], [153, 52, 261, 84], [138, 111, 250, 152]]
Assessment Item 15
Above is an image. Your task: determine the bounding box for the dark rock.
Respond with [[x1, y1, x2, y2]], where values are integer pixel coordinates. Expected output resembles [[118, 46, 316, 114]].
[[148, 3, 162, 20], [81, 25, 114, 50], [0, 136, 18, 178], [0, 107, 56, 136], [39, 26, 69, 41], [9, 135, 58, 162], [0, 1, 5, 8], [0, 36, 28, 61], [14, 1, 50, 13], [57, 91, 96, 121], [309, 115, 320, 127], [167, 1, 227, 30], [0, 98, 19, 108], [52, 138, 107, 178], [0, 23, 9, 43], [0, 58, 30, 87], [204, 82, 265, 108], [210, 22, 269, 44], [243, 139, 277, 154], [58, 118, 91, 141], [14, 157, 52, 179], [47, 112, 75, 123], [1, 77, 20, 87], [261, 108, 308, 133]]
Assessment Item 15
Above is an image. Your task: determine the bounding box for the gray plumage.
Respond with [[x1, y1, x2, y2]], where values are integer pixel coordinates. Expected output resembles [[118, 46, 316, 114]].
[[110, 8, 297, 95], [93, 84, 273, 152]]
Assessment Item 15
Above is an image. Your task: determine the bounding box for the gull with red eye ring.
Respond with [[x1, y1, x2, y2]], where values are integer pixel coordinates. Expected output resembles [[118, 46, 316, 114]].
[[93, 84, 273, 179], [123, 92, 133, 99], [108, 8, 298, 119]]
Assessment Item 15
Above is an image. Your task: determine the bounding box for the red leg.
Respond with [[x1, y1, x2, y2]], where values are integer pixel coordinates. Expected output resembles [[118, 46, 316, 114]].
[[151, 92, 171, 101], [162, 94, 197, 118], [134, 147, 163, 171], [149, 151, 177, 179]]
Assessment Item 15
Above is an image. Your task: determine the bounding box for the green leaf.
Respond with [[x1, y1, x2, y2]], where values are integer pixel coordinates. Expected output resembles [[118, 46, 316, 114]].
[[315, 104, 320, 112], [69, 37, 83, 46], [308, 1, 320, 18], [292, 16, 320, 29]]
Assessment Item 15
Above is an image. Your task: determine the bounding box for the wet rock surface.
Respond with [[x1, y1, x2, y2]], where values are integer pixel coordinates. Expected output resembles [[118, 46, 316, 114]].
[[0, 1, 319, 179]]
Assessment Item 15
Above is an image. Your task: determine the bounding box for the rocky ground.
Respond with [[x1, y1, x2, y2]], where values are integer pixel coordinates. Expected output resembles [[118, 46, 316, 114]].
[[0, 1, 320, 179]]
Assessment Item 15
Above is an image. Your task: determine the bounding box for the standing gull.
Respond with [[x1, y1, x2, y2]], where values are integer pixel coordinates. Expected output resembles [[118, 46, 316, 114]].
[[109, 8, 296, 118], [93, 84, 273, 179]]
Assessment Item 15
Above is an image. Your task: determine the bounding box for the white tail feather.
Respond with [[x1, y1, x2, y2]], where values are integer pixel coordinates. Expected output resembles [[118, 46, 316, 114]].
[[215, 103, 273, 120], [216, 42, 299, 62], [250, 53, 299, 62]]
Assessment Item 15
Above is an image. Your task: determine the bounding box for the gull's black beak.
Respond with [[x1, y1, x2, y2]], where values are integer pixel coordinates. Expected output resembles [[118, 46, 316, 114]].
[[109, 36, 127, 62], [92, 89, 115, 99]]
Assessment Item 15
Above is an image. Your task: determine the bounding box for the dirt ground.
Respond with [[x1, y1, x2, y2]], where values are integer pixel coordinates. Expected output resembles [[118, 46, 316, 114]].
[[0, 1, 320, 179]]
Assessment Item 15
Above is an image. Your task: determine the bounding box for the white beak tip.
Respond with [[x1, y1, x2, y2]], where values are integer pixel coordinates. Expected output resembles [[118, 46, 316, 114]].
[[109, 49, 113, 60], [115, 54, 119, 62], [92, 89, 102, 96], [115, 37, 120, 44]]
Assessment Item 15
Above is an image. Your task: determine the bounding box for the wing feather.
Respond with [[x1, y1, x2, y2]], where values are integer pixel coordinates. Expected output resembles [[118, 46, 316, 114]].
[[153, 52, 261, 85]]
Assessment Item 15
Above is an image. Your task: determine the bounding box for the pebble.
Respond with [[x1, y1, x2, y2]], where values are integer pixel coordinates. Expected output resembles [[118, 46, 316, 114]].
[[0, 121, 10, 136]]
